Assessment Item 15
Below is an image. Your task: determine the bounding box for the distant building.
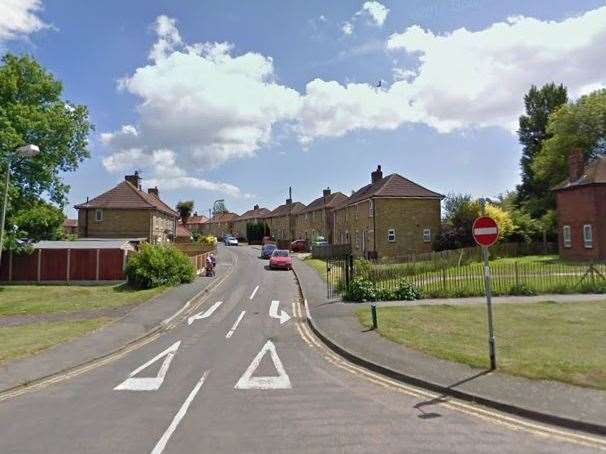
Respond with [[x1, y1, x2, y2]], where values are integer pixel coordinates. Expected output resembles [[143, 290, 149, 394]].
[[294, 188, 348, 243], [332, 165, 443, 259], [62, 218, 78, 236], [183, 212, 208, 234], [200, 212, 239, 239], [74, 172, 178, 243], [264, 199, 306, 242], [552, 149, 606, 261], [175, 223, 193, 243], [232, 205, 271, 240]]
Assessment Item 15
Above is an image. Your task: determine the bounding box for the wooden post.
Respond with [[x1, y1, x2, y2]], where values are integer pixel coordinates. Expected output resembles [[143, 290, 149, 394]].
[[66, 249, 71, 283], [96, 249, 100, 281], [37, 248, 42, 283]]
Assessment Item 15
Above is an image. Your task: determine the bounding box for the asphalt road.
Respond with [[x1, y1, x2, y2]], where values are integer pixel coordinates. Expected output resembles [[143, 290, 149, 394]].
[[0, 245, 603, 453]]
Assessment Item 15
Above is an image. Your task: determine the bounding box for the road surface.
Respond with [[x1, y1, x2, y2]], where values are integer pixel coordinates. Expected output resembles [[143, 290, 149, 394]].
[[0, 245, 603, 453]]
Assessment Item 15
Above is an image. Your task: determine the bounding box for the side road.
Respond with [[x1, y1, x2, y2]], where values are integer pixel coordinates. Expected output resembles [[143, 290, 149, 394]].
[[292, 256, 606, 435], [0, 247, 234, 394]]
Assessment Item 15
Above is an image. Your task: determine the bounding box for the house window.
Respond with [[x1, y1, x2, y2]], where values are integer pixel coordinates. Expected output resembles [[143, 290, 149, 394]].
[[345, 230, 350, 244], [423, 228, 432, 243], [95, 209, 103, 222], [369, 199, 373, 217], [355, 205, 358, 220], [562, 225, 571, 248], [583, 224, 593, 249], [387, 228, 396, 242]]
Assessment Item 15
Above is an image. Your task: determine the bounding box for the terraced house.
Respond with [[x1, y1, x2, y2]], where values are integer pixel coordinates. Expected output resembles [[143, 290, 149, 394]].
[[200, 212, 239, 239], [183, 212, 208, 234], [74, 172, 178, 243], [294, 188, 348, 243], [332, 166, 443, 259], [232, 205, 271, 240], [264, 199, 306, 242]]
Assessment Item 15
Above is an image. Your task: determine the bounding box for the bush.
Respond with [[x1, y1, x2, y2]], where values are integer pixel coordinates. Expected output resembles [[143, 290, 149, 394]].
[[393, 279, 422, 300], [344, 277, 421, 302], [344, 278, 376, 302], [196, 235, 217, 248], [126, 243, 196, 289]]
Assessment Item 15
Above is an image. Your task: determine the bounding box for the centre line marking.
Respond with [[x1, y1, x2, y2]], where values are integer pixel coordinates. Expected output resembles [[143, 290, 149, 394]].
[[249, 285, 260, 300], [150, 370, 209, 454], [226, 310, 246, 339]]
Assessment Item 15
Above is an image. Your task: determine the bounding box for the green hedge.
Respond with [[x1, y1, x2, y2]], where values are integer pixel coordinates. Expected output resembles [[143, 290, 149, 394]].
[[125, 243, 196, 289], [344, 277, 421, 302]]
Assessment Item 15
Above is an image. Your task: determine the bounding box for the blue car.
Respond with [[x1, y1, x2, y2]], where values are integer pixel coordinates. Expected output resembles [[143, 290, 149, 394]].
[[260, 243, 277, 259]]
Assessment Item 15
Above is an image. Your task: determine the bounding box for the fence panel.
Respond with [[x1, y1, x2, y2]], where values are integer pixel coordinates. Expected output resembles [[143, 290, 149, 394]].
[[99, 250, 125, 280], [69, 249, 97, 280], [11, 252, 38, 281], [41, 249, 68, 281]]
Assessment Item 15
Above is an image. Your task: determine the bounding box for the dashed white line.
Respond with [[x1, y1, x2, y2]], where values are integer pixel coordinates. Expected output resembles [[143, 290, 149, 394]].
[[249, 285, 260, 300], [150, 370, 209, 454], [225, 310, 246, 339]]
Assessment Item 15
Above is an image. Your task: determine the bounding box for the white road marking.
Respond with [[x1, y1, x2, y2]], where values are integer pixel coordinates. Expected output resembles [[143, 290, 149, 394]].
[[150, 370, 209, 454], [225, 310, 246, 339], [249, 285, 260, 300], [187, 301, 223, 325], [304, 299, 312, 321], [114, 341, 181, 391], [269, 300, 291, 325], [235, 340, 291, 390]]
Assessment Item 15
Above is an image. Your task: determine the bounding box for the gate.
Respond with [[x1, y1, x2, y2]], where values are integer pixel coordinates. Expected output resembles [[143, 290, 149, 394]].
[[326, 254, 353, 299]]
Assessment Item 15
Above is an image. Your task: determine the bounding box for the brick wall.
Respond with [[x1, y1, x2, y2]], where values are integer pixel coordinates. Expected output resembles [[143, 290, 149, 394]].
[[151, 212, 176, 243], [78, 208, 151, 239], [333, 200, 374, 255], [295, 209, 329, 241]]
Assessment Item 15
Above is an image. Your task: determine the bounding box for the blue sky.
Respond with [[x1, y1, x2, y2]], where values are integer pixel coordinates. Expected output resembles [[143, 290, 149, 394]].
[[2, 0, 606, 217]]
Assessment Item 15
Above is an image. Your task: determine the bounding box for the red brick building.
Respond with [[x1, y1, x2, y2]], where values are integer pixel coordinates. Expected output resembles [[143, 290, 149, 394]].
[[553, 149, 606, 261]]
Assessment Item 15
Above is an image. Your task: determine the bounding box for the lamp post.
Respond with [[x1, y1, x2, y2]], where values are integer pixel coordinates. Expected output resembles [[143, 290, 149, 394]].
[[0, 144, 41, 268]]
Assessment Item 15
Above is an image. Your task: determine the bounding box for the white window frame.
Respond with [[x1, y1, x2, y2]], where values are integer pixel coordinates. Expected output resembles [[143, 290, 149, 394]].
[[387, 228, 396, 242], [95, 208, 103, 222], [562, 225, 572, 248], [583, 224, 593, 249], [423, 228, 431, 243], [368, 199, 373, 217]]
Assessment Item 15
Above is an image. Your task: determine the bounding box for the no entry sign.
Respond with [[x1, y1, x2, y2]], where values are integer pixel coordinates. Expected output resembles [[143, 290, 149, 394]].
[[473, 216, 499, 247]]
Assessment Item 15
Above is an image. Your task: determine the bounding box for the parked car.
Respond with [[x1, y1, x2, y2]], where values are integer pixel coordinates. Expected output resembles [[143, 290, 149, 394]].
[[269, 249, 292, 270], [290, 239, 307, 252], [262, 236, 275, 246], [224, 235, 238, 246], [310, 236, 329, 250], [260, 243, 277, 259]]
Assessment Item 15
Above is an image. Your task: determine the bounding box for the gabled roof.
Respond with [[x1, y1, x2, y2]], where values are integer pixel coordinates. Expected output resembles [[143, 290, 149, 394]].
[[265, 202, 306, 218], [74, 181, 178, 217], [337, 173, 443, 208], [63, 218, 77, 228], [299, 192, 348, 213], [185, 214, 208, 225], [236, 206, 271, 221], [207, 212, 239, 223], [176, 223, 192, 238], [552, 156, 606, 191]]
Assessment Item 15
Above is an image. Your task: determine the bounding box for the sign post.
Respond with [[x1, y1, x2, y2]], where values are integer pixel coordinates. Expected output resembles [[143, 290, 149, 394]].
[[472, 215, 499, 370]]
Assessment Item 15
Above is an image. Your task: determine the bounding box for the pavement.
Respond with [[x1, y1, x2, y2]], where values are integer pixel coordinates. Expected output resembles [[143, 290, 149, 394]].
[[0, 245, 603, 453], [292, 256, 606, 435]]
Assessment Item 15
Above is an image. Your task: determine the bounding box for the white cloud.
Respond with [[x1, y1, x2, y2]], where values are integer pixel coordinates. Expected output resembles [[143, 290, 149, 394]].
[[360, 1, 389, 26], [341, 21, 353, 36], [0, 0, 47, 42]]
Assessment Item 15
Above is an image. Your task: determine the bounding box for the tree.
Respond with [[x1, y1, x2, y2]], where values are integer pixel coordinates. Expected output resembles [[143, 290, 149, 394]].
[[533, 89, 606, 188], [516, 83, 568, 217], [1, 54, 92, 247], [176, 200, 194, 223]]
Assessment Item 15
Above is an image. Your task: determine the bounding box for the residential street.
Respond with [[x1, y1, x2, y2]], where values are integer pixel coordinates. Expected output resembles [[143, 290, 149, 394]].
[[0, 245, 602, 453]]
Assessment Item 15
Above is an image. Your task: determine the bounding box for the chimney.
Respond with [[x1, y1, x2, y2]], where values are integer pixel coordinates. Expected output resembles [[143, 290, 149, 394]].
[[147, 186, 159, 198], [323, 187, 331, 198], [193, 211, 198, 217], [125, 171, 141, 189], [254, 204, 259, 210], [286, 198, 292, 205], [568, 148, 585, 182], [371, 165, 383, 184]]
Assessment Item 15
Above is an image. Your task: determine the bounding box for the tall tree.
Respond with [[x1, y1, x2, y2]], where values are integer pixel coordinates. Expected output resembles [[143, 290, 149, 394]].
[[0, 54, 93, 246], [176, 200, 194, 223], [516, 83, 568, 217]]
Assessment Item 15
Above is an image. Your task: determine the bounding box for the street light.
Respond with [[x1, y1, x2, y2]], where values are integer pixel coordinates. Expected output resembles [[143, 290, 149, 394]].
[[0, 144, 41, 268]]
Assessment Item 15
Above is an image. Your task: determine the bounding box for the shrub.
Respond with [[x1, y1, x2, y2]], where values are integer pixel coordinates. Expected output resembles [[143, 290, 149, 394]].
[[393, 279, 422, 300], [126, 243, 196, 289], [197, 235, 217, 248], [508, 283, 537, 296], [344, 278, 377, 302]]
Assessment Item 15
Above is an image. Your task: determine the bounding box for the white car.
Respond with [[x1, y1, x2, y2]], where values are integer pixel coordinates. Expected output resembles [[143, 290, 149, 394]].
[[224, 236, 239, 246]]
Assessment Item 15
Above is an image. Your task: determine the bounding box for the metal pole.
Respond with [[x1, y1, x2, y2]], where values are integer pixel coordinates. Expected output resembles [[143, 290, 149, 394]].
[[0, 159, 11, 269], [482, 246, 496, 370]]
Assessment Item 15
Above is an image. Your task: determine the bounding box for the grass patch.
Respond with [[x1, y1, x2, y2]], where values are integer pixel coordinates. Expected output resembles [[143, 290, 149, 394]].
[[0, 318, 111, 363], [303, 258, 329, 280], [0, 284, 166, 317], [356, 301, 606, 389]]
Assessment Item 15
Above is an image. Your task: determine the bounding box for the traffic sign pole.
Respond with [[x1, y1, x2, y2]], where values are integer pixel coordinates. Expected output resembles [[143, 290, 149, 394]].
[[482, 246, 496, 370]]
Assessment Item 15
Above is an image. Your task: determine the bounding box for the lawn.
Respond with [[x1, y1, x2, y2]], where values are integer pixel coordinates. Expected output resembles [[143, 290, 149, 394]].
[[0, 284, 166, 317], [0, 319, 110, 363], [356, 300, 606, 389]]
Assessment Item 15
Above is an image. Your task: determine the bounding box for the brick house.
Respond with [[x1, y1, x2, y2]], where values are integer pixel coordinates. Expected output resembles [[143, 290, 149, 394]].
[[200, 212, 239, 239], [74, 172, 178, 243], [175, 223, 193, 243], [232, 205, 271, 240], [264, 199, 306, 242], [332, 165, 443, 258], [62, 219, 78, 236], [183, 212, 208, 234], [552, 149, 606, 261], [294, 188, 348, 243]]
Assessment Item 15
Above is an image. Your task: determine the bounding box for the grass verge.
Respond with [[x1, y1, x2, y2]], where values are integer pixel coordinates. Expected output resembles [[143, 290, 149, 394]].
[[356, 301, 606, 390], [0, 318, 111, 363]]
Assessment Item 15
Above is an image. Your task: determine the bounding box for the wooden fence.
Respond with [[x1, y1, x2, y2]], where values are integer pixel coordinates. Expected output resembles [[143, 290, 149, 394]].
[[174, 243, 217, 273]]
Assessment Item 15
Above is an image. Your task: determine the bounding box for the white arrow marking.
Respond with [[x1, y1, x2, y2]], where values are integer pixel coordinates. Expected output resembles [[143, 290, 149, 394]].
[[150, 370, 209, 454], [114, 341, 181, 391], [187, 301, 223, 325], [225, 310, 246, 339], [269, 300, 291, 325], [235, 340, 291, 390], [249, 285, 259, 300]]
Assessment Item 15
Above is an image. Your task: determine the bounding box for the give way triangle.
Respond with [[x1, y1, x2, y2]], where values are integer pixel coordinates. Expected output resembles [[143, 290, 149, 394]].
[[235, 340, 291, 390]]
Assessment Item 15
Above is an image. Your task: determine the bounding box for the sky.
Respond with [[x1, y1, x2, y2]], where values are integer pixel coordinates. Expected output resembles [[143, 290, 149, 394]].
[[2, 0, 606, 217]]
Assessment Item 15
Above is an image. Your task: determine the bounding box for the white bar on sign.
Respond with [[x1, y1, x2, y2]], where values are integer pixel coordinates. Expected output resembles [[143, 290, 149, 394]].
[[474, 227, 498, 235]]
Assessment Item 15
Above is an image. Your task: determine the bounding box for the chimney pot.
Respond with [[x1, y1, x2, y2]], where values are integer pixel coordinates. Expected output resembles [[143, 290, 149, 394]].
[[125, 171, 142, 189], [568, 148, 585, 182], [147, 186, 159, 198], [254, 204, 259, 210], [371, 165, 383, 184], [286, 198, 292, 205], [323, 187, 331, 198]]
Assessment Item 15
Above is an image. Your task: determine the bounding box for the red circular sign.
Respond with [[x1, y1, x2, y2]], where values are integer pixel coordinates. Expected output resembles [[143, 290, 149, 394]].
[[472, 216, 499, 247]]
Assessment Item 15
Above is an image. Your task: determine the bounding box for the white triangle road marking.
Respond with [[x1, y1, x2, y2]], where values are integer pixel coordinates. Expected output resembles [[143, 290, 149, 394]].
[[235, 340, 291, 390], [187, 301, 223, 325], [114, 341, 181, 391]]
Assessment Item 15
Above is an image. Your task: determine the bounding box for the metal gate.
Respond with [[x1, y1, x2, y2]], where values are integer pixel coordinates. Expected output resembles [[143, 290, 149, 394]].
[[326, 254, 353, 299]]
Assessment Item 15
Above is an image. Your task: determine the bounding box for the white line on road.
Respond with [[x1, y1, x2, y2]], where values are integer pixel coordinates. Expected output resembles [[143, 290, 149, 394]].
[[225, 310, 246, 339], [249, 285, 260, 300], [235, 340, 291, 390], [187, 301, 223, 325], [269, 300, 291, 325], [114, 341, 181, 391], [150, 370, 209, 454]]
